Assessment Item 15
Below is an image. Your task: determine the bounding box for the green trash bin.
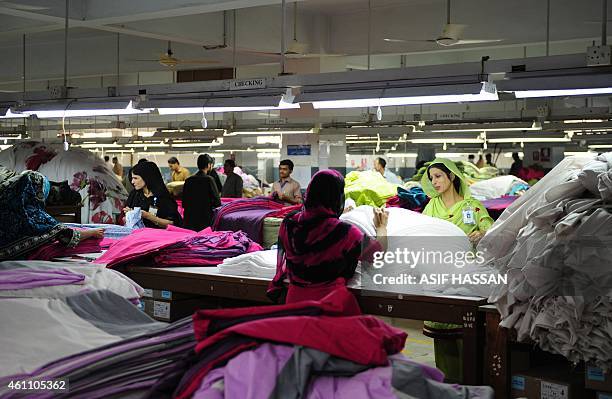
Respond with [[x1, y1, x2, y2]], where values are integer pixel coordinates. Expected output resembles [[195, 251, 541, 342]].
[[423, 321, 463, 383]]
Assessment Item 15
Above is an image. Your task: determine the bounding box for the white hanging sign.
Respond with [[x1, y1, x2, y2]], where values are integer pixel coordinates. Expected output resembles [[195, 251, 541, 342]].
[[229, 78, 267, 90]]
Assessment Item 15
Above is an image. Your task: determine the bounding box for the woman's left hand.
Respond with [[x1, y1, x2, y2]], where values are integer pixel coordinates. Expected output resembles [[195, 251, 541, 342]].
[[468, 230, 484, 244], [141, 211, 152, 220]]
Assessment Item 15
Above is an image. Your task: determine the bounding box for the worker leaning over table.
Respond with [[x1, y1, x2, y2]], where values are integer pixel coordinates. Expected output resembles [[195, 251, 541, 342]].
[[421, 158, 493, 245]]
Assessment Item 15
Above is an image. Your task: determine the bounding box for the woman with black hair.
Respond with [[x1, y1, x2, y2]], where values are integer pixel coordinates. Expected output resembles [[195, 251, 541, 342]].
[[123, 161, 182, 228], [421, 158, 492, 244]]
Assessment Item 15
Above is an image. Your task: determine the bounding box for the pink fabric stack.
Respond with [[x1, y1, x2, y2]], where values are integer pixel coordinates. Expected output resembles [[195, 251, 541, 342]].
[[96, 225, 262, 269]]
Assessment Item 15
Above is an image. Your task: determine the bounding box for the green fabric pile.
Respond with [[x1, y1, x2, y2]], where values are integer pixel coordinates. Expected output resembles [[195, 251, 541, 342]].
[[344, 170, 399, 206]]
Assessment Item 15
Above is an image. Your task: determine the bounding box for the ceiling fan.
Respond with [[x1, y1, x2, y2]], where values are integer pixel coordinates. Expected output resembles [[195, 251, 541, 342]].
[[203, 4, 343, 59], [384, 0, 503, 47], [130, 41, 220, 68]]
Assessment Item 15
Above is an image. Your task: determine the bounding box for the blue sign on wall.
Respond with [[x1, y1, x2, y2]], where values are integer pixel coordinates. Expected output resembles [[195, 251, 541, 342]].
[[287, 145, 311, 156]]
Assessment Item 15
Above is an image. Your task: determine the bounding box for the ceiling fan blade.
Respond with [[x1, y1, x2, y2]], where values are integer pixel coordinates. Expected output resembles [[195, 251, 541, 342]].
[[441, 23, 466, 39], [384, 38, 437, 43], [454, 39, 503, 44]]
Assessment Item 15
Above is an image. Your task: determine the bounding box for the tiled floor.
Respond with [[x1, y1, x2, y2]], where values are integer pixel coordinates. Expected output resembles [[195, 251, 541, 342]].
[[375, 317, 437, 368]]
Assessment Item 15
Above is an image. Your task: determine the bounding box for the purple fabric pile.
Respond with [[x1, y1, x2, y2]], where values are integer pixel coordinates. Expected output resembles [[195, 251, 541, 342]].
[[212, 198, 287, 244], [0, 290, 194, 399], [0, 268, 85, 290]]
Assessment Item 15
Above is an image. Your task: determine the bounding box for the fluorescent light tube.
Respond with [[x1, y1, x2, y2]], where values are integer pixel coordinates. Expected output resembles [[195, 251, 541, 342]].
[[0, 109, 26, 119], [124, 143, 168, 148], [488, 137, 570, 143], [172, 142, 219, 148], [514, 88, 612, 98], [435, 152, 475, 157], [311, 83, 498, 109], [225, 129, 314, 136], [22, 101, 152, 118], [410, 138, 484, 144], [77, 143, 122, 148]]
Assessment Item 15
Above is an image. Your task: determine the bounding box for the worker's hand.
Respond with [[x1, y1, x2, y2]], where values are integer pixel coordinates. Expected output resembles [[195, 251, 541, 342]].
[[468, 230, 484, 245], [343, 205, 354, 214], [123, 206, 132, 214], [141, 211, 152, 220], [373, 207, 389, 229], [80, 228, 105, 241]]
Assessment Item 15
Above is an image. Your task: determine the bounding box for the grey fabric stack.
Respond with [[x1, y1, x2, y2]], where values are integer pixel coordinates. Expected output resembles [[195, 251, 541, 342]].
[[480, 153, 612, 369]]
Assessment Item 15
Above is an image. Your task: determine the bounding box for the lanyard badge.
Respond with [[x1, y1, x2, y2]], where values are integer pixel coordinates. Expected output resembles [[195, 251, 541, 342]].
[[462, 206, 475, 225]]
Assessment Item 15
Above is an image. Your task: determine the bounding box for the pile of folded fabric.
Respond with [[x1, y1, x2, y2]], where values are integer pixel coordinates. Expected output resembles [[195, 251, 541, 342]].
[[218, 249, 277, 278], [345, 170, 399, 207], [212, 197, 300, 244], [480, 153, 612, 369], [0, 290, 194, 399], [469, 175, 530, 201], [0, 260, 144, 302], [386, 186, 428, 212], [26, 236, 116, 261], [97, 226, 262, 268], [149, 289, 493, 399], [262, 217, 283, 248]]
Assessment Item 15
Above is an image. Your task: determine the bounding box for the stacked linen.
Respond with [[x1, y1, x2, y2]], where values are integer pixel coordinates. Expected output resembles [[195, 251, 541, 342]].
[[341, 206, 496, 298], [63, 223, 134, 240], [469, 175, 529, 201], [218, 249, 277, 278], [262, 217, 283, 248], [150, 289, 492, 399], [479, 153, 612, 369], [96, 226, 262, 269], [0, 260, 144, 302], [154, 229, 262, 266], [212, 197, 300, 244], [0, 290, 194, 398], [25, 236, 116, 261]]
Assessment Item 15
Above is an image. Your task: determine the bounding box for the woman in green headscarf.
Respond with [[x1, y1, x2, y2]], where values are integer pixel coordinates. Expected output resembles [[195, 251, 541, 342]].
[[420, 158, 493, 382], [421, 158, 493, 245]]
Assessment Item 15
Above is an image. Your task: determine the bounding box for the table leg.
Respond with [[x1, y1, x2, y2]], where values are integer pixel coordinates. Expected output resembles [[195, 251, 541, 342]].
[[461, 308, 485, 385], [485, 311, 509, 399]]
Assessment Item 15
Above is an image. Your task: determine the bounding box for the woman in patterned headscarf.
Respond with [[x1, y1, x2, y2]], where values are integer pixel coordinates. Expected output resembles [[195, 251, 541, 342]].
[[267, 169, 388, 313], [0, 167, 103, 260]]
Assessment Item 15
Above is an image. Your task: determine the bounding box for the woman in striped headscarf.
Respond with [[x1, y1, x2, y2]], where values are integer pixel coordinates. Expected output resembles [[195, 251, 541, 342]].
[[267, 169, 388, 313]]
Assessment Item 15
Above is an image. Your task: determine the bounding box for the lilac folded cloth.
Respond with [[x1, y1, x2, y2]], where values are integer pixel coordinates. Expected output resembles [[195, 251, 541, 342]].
[[0, 268, 86, 290]]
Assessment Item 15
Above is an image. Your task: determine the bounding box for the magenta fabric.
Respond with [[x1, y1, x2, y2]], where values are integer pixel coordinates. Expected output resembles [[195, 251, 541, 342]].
[[96, 226, 261, 268], [176, 199, 184, 218], [0, 268, 85, 290], [482, 195, 518, 220], [175, 289, 407, 399], [285, 278, 361, 315], [211, 197, 296, 244], [26, 236, 116, 261]]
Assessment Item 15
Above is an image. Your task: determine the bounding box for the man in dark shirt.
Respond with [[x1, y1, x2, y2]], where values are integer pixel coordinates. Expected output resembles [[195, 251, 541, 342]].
[[182, 154, 221, 231], [509, 152, 523, 177], [222, 159, 243, 198]]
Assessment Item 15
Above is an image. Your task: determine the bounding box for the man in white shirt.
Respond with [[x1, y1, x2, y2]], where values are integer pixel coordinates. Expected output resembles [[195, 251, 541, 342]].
[[374, 157, 402, 184]]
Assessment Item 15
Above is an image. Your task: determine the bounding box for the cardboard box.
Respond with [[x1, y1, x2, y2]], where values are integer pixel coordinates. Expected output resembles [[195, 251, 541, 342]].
[[141, 288, 197, 301], [511, 367, 594, 399], [586, 365, 612, 392], [142, 298, 205, 322]]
